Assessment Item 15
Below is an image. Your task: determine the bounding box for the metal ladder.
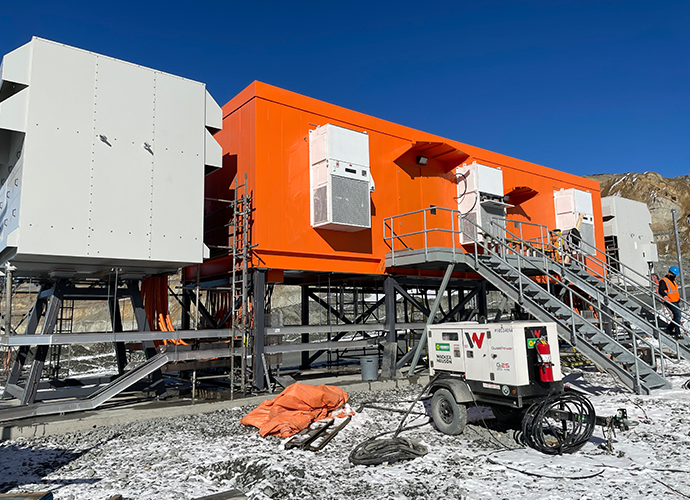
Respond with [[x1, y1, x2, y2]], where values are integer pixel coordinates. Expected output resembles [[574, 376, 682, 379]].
[[47, 299, 75, 380], [230, 173, 252, 394]]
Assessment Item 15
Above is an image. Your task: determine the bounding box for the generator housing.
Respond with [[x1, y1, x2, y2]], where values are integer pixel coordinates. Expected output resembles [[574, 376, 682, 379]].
[[428, 321, 563, 407]]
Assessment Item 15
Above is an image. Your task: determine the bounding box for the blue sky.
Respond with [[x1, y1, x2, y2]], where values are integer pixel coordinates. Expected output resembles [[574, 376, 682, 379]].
[[1, 1, 688, 177]]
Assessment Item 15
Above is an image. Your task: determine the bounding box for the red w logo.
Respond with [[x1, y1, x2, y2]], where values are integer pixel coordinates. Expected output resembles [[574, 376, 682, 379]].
[[465, 331, 486, 349]]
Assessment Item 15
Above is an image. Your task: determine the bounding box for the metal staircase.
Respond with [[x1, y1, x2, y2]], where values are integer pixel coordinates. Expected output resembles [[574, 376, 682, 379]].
[[384, 207, 682, 394], [505, 222, 690, 366], [473, 252, 669, 393]]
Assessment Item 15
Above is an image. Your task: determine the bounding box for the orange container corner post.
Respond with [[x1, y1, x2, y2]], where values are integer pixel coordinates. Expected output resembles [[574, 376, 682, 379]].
[[197, 81, 605, 280]]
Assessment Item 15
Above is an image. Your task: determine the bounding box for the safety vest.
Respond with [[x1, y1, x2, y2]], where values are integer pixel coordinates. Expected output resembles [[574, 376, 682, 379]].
[[661, 277, 680, 303]]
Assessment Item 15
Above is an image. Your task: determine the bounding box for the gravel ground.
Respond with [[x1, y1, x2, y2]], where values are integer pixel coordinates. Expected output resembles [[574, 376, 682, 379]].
[[1, 362, 690, 500]]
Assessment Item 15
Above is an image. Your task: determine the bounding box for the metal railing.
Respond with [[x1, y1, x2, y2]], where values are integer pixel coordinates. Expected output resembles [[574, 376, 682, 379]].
[[492, 221, 677, 377], [384, 207, 676, 389]]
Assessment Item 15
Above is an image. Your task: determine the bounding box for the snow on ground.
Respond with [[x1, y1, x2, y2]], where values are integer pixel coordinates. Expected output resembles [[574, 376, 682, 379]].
[[2, 363, 690, 500]]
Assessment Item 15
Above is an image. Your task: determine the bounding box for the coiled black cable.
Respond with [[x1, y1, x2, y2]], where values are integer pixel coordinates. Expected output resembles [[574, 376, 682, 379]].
[[521, 391, 596, 455], [349, 435, 429, 466], [349, 375, 438, 466]]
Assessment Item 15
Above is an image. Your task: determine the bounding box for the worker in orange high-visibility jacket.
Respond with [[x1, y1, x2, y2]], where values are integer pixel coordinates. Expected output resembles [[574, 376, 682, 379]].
[[659, 266, 682, 338]]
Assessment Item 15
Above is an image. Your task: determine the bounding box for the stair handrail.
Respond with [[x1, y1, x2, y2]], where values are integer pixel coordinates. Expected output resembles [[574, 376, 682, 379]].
[[469, 216, 662, 391], [494, 218, 682, 373], [383, 208, 673, 391], [496, 216, 689, 342], [553, 230, 690, 337], [489, 220, 675, 376], [576, 231, 690, 312], [383, 208, 459, 267]]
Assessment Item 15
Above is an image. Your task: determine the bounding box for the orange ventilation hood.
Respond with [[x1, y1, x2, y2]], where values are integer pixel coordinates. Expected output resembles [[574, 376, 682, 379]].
[[392, 141, 470, 173]]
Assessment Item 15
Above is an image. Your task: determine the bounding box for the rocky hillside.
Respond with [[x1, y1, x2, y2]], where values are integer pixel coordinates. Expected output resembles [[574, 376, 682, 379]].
[[585, 172, 690, 263]]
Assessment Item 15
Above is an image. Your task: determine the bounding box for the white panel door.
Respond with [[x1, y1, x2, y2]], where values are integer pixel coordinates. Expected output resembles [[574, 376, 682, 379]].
[[89, 57, 156, 260], [21, 39, 95, 258], [149, 72, 205, 264]]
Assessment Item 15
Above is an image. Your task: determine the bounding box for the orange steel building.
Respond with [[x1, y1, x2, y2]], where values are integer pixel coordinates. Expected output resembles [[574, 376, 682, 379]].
[[190, 81, 604, 282]]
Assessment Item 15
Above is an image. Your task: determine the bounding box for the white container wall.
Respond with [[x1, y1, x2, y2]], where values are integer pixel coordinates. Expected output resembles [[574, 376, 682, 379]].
[[602, 196, 658, 286], [0, 37, 222, 277]]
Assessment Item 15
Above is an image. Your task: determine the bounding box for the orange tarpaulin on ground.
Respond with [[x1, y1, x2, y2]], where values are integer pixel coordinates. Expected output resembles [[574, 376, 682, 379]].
[[240, 383, 352, 438]]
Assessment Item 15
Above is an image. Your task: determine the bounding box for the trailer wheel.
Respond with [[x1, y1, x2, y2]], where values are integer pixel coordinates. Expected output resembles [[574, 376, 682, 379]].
[[491, 405, 524, 424], [431, 388, 467, 435]]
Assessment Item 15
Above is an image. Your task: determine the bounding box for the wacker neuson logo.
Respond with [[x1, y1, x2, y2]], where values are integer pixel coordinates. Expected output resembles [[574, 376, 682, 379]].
[[435, 343, 450, 351]]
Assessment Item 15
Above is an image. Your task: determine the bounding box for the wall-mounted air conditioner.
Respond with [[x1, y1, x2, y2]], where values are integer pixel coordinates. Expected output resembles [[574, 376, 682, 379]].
[[554, 188, 596, 255], [456, 162, 506, 244], [309, 124, 374, 232]]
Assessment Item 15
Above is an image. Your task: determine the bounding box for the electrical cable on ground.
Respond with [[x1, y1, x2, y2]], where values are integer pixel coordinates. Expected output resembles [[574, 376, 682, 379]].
[[355, 403, 427, 417], [604, 369, 649, 420], [652, 477, 690, 500], [521, 391, 595, 455], [466, 385, 521, 451], [485, 457, 604, 479], [349, 375, 438, 466]]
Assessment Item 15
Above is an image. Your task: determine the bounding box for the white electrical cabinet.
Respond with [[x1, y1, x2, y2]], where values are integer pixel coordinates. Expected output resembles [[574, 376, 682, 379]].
[[428, 321, 562, 387], [456, 162, 506, 244], [602, 196, 658, 286], [0, 37, 222, 277], [554, 188, 596, 255], [309, 124, 374, 232]]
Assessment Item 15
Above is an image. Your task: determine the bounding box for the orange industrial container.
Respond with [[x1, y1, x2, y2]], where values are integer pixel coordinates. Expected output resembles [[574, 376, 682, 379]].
[[191, 82, 604, 280]]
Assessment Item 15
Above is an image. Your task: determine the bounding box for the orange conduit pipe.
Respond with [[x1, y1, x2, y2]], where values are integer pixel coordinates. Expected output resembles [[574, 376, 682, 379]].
[[141, 276, 187, 346]]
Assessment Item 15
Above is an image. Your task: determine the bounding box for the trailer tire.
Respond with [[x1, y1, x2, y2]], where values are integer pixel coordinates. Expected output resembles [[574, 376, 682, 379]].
[[491, 405, 524, 424], [431, 388, 467, 435]]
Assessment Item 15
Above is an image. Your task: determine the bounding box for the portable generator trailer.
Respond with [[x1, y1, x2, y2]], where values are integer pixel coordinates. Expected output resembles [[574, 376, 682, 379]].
[[426, 321, 634, 454]]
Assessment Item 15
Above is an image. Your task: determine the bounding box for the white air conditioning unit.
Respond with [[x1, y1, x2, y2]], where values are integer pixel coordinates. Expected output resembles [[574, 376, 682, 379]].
[[309, 124, 374, 232], [456, 162, 506, 245], [554, 188, 595, 255]]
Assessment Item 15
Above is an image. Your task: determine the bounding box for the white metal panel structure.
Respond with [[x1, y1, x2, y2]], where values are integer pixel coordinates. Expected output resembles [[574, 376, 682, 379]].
[[0, 37, 223, 277], [602, 196, 658, 286], [309, 124, 373, 232], [456, 162, 506, 244], [554, 188, 596, 255]]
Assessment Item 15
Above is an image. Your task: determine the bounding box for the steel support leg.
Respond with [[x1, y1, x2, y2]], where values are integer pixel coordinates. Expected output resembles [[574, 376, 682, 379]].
[[128, 280, 166, 397], [21, 280, 66, 405], [253, 270, 266, 390], [1, 285, 48, 401], [384, 276, 396, 343], [478, 280, 488, 322], [408, 264, 455, 376], [109, 297, 126, 375], [300, 286, 310, 370]]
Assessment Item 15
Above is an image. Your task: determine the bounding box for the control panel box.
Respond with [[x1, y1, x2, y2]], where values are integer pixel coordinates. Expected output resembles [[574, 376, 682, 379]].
[[309, 124, 374, 232], [0, 37, 222, 277], [428, 321, 562, 387]]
